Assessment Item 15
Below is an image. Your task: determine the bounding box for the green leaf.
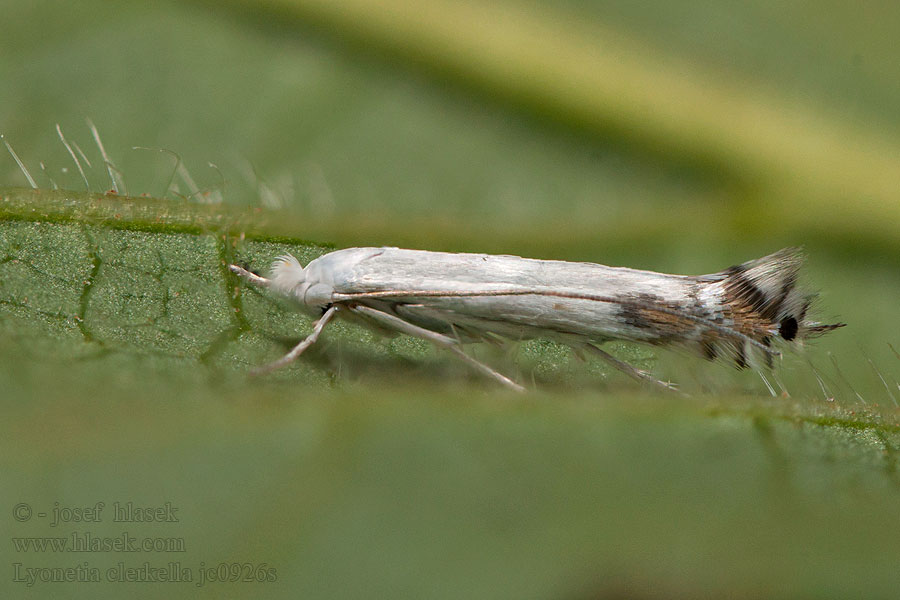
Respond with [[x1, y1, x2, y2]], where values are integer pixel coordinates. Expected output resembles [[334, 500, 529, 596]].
[[3, 188, 900, 599], [3, 0, 900, 597]]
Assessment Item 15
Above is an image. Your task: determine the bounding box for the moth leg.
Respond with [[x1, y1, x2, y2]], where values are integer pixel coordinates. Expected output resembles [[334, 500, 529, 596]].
[[349, 304, 526, 393], [582, 344, 681, 393], [229, 264, 270, 288], [250, 305, 339, 376]]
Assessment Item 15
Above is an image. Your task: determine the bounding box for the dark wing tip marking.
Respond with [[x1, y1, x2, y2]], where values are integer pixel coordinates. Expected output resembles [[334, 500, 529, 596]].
[[779, 317, 799, 341]]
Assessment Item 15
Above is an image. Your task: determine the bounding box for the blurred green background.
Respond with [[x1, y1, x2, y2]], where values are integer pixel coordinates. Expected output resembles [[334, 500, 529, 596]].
[[2, 0, 899, 598]]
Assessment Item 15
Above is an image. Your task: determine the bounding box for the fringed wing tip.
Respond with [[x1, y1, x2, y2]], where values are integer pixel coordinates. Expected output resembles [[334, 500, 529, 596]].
[[707, 248, 844, 368], [804, 321, 847, 337]]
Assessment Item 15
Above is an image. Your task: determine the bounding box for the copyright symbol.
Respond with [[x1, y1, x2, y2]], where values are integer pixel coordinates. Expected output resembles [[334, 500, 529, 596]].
[[13, 503, 32, 522]]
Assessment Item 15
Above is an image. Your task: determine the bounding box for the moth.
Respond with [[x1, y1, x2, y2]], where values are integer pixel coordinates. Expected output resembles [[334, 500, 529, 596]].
[[229, 247, 843, 392]]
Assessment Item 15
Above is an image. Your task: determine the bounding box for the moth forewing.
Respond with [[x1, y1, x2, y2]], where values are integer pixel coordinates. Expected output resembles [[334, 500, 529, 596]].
[[230, 246, 843, 391], [326, 247, 710, 341]]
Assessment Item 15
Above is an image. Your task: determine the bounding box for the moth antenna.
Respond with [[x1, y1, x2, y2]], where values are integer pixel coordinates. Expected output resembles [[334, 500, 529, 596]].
[[2, 134, 38, 188], [229, 264, 270, 288]]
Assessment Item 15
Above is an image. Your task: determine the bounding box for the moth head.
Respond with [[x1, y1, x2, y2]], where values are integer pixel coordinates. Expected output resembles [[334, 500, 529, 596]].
[[269, 254, 306, 298], [269, 254, 334, 314]]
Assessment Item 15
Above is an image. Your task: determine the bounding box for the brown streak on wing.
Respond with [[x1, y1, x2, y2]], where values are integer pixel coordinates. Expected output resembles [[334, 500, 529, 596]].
[[618, 293, 702, 346]]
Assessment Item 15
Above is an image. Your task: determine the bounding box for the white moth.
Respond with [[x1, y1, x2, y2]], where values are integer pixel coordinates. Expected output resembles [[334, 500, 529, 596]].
[[229, 247, 843, 392]]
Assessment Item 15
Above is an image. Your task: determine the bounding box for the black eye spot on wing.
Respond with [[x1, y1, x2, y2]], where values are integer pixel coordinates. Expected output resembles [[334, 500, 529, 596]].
[[779, 317, 798, 341]]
